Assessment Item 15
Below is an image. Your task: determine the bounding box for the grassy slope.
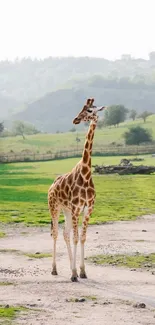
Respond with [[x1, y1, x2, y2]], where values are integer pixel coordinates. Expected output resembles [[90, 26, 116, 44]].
[[0, 156, 155, 226], [1, 115, 155, 153]]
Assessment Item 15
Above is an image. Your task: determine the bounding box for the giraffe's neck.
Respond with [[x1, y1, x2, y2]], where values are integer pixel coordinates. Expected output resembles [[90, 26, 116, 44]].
[[81, 120, 97, 168]]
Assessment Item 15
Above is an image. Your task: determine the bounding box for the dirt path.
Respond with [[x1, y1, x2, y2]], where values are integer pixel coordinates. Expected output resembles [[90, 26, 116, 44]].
[[0, 215, 155, 324]]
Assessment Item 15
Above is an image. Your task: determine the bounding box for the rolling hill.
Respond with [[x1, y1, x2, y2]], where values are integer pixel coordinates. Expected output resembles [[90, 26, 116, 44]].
[[10, 85, 155, 133], [1, 54, 155, 129]]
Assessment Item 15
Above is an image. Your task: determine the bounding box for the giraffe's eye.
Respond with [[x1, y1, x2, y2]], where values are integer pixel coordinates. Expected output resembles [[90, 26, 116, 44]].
[[87, 109, 93, 113]]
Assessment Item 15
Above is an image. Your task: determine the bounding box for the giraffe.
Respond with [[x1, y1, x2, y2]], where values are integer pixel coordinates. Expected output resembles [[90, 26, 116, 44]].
[[48, 98, 106, 282]]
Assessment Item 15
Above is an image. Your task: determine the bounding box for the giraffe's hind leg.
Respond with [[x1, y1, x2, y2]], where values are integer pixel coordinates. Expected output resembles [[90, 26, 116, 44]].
[[63, 208, 74, 274], [80, 205, 93, 279], [50, 207, 60, 276]]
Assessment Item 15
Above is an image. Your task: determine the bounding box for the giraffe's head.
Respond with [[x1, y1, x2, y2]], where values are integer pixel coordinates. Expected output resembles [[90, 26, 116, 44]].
[[73, 98, 106, 124]]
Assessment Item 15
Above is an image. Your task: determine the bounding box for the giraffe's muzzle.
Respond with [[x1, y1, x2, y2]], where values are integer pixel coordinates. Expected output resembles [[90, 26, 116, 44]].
[[73, 117, 81, 124]]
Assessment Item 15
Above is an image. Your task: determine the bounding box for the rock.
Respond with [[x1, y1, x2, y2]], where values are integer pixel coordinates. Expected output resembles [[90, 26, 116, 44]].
[[133, 302, 146, 309], [142, 230, 147, 232], [5, 305, 9, 308], [96, 232, 99, 234], [66, 297, 86, 303], [93, 162, 155, 175], [27, 303, 37, 307], [144, 264, 151, 268], [35, 252, 40, 255], [78, 298, 86, 302], [103, 301, 111, 305]]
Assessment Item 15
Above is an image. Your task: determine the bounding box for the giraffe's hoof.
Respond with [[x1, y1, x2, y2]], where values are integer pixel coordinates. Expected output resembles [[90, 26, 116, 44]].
[[80, 272, 87, 279], [51, 267, 58, 275], [71, 275, 78, 282]]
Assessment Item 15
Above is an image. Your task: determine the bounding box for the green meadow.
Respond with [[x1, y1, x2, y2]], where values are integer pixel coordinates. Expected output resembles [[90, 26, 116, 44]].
[[0, 156, 155, 226], [1, 115, 155, 154]]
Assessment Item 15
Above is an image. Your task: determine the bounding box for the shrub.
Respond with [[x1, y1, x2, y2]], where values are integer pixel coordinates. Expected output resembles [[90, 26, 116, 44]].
[[123, 126, 152, 145]]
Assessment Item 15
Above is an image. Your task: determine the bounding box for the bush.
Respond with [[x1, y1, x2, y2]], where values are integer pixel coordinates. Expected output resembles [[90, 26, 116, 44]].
[[123, 126, 152, 145]]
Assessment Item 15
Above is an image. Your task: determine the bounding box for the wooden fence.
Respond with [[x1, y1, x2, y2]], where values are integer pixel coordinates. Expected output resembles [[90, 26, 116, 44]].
[[0, 144, 155, 163]]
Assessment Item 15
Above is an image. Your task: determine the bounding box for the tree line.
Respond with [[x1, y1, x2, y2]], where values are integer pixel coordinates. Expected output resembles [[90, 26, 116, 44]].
[[97, 105, 153, 128], [0, 121, 40, 139]]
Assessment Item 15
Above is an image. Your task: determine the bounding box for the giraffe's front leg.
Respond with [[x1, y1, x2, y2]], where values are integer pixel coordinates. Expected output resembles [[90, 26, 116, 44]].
[[80, 206, 93, 279], [71, 213, 79, 282]]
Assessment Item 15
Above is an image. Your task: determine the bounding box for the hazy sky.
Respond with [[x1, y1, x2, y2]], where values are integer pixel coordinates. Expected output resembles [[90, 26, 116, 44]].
[[0, 0, 155, 61]]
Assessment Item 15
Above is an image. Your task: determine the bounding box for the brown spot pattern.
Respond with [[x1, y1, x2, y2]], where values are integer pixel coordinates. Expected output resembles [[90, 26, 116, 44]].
[[81, 188, 86, 199], [89, 178, 94, 188], [73, 186, 79, 197], [85, 141, 89, 149], [88, 132, 92, 141], [74, 171, 79, 180], [61, 191, 67, 200], [67, 174, 73, 186], [65, 185, 69, 193], [86, 171, 91, 180], [72, 197, 79, 205], [77, 174, 84, 186], [88, 158, 91, 167], [87, 187, 94, 199], [57, 184, 60, 191], [82, 165, 89, 175], [68, 191, 71, 200], [83, 150, 89, 164], [61, 178, 66, 190]]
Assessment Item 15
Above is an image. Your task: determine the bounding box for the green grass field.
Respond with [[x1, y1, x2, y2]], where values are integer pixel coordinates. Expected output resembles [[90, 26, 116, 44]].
[[0, 156, 155, 226], [1, 115, 155, 154]]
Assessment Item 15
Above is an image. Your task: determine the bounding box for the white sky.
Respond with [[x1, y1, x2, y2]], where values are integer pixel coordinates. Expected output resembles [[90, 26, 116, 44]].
[[0, 0, 155, 61]]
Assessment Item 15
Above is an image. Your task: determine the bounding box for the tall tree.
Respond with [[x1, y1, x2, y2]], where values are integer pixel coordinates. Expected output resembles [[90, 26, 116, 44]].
[[12, 121, 25, 139], [12, 121, 40, 139], [0, 122, 4, 134], [104, 105, 128, 127], [139, 111, 152, 123], [129, 109, 137, 121]]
